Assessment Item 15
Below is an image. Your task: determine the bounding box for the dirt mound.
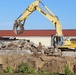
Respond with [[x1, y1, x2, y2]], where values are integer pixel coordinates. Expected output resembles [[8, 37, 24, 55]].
[[0, 39, 76, 73], [0, 54, 76, 73]]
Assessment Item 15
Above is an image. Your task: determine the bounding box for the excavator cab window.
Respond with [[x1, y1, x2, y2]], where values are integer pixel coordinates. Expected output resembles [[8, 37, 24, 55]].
[[58, 36, 64, 45]]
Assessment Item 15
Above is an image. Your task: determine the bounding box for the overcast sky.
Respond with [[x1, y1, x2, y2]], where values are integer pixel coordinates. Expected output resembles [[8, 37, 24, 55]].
[[0, 0, 76, 30]]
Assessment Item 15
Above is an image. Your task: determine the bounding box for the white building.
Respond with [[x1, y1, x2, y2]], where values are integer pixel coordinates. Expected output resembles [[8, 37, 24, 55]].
[[0, 30, 76, 46]]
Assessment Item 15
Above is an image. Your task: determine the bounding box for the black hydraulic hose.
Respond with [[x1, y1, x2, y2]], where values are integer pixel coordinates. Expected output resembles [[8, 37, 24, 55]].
[[40, 1, 45, 6], [23, 19, 26, 26], [17, 14, 22, 19]]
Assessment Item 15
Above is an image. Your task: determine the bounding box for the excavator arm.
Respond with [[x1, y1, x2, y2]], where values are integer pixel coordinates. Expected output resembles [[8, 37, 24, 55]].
[[13, 0, 40, 34], [13, 0, 63, 46]]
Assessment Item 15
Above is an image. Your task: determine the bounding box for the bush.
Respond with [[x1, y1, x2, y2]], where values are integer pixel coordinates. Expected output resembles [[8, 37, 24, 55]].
[[5, 66, 13, 73], [40, 70, 47, 75], [64, 65, 72, 75], [18, 62, 35, 74], [40, 70, 59, 75], [0, 70, 4, 74], [48, 72, 59, 75]]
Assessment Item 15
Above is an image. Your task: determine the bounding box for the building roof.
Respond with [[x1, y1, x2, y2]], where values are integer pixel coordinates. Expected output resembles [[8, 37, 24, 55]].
[[0, 30, 76, 36]]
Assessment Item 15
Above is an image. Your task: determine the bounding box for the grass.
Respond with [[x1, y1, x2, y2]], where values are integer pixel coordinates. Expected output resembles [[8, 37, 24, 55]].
[[0, 63, 76, 75]]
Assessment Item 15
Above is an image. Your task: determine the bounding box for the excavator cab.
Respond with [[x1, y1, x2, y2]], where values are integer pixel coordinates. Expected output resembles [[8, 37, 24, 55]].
[[51, 35, 63, 48]]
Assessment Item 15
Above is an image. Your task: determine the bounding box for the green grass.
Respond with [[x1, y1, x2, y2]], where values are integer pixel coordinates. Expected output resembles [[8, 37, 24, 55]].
[[0, 63, 76, 75], [0, 74, 35, 75]]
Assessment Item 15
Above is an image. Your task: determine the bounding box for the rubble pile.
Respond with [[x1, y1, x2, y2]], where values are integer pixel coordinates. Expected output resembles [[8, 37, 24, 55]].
[[0, 39, 59, 55]]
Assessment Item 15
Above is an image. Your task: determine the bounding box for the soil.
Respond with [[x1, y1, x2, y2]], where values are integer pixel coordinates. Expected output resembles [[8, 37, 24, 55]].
[[0, 54, 76, 74]]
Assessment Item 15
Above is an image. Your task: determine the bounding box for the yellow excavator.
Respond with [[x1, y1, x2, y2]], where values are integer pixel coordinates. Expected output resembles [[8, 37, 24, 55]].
[[13, 0, 64, 55]]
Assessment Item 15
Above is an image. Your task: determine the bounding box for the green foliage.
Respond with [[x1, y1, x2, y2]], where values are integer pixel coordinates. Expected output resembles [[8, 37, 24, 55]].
[[40, 70, 59, 75], [5, 66, 13, 73], [40, 70, 47, 75], [0, 70, 4, 74], [1, 63, 76, 75], [64, 65, 72, 75], [18, 62, 35, 74], [48, 72, 59, 75]]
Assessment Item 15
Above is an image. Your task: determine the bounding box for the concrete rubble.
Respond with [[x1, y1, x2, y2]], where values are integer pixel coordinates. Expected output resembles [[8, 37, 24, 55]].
[[0, 39, 76, 56], [0, 39, 60, 55]]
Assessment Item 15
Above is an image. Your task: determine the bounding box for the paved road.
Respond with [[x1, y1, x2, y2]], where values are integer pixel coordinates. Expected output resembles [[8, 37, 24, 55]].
[[62, 51, 76, 57], [0, 50, 33, 55], [0, 50, 76, 58]]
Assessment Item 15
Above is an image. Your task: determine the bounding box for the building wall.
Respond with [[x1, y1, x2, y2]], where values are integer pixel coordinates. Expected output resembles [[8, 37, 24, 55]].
[[64, 36, 76, 40], [16, 36, 51, 46]]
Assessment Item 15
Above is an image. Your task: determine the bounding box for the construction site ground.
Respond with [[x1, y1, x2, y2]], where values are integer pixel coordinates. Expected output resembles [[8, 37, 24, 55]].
[[0, 39, 76, 74]]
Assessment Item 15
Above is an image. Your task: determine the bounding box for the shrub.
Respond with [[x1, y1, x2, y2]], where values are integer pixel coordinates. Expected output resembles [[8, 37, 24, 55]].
[[18, 62, 35, 74], [64, 65, 72, 75], [40, 70, 47, 75], [0, 70, 4, 74], [5, 66, 13, 73], [48, 72, 59, 75], [40, 70, 59, 75]]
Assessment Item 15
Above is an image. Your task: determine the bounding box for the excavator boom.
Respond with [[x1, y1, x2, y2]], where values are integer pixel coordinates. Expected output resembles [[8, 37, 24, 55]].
[[36, 6, 62, 36]]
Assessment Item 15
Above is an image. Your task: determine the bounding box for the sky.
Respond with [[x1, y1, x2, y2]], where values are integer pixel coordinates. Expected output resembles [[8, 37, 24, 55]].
[[0, 0, 76, 30]]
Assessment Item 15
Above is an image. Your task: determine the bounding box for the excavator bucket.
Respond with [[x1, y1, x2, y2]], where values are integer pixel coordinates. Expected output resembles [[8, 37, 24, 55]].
[[13, 20, 24, 34]]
